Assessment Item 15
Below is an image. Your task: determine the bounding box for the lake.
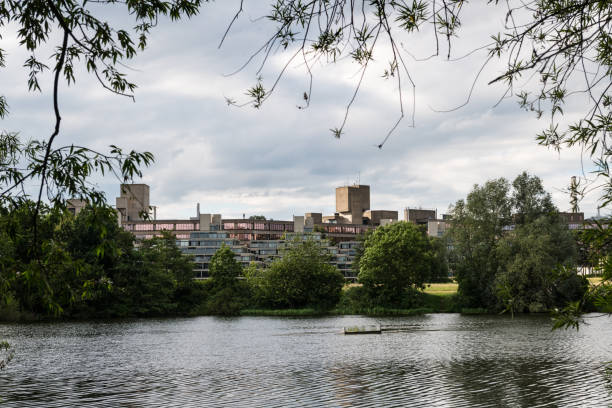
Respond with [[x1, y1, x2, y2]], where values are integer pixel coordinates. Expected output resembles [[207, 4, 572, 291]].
[[0, 314, 610, 407]]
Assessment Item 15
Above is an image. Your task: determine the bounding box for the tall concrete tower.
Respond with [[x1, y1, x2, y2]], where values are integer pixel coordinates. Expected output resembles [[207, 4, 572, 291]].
[[116, 184, 150, 222], [335, 185, 370, 224]]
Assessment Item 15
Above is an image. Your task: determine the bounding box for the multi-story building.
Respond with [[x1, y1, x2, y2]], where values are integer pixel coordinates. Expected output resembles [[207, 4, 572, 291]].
[[559, 212, 585, 230], [113, 183, 592, 281], [69, 182, 600, 281], [116, 184, 150, 222], [364, 210, 399, 226], [333, 184, 371, 224], [244, 233, 361, 282], [336, 241, 361, 281], [111, 183, 388, 281], [66, 199, 88, 216], [177, 230, 254, 279], [427, 219, 450, 238], [404, 207, 437, 225]]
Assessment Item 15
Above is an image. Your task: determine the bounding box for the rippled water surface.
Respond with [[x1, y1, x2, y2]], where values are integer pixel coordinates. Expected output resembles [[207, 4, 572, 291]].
[[0, 314, 611, 407]]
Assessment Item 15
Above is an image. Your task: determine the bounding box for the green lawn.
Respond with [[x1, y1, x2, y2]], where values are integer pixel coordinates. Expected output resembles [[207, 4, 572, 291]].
[[423, 282, 458, 296], [421, 282, 458, 312]]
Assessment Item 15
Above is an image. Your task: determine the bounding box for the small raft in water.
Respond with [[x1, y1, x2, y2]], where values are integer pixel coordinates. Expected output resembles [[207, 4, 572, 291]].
[[343, 324, 382, 335]]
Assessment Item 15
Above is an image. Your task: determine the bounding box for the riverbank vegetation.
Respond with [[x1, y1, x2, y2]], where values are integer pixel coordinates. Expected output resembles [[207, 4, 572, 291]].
[[450, 172, 591, 315], [0, 203, 200, 320], [0, 172, 608, 321], [0, 1, 608, 329]]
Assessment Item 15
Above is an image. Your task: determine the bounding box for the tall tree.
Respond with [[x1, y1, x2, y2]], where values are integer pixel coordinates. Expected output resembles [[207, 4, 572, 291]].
[[358, 221, 434, 306], [204, 245, 249, 315], [495, 216, 582, 315], [209, 245, 243, 288], [246, 236, 344, 310], [449, 178, 512, 309], [450, 172, 585, 312], [511, 171, 557, 225]]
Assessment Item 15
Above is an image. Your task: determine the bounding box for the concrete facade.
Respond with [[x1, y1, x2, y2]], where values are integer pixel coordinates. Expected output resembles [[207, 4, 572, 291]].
[[336, 185, 370, 224], [427, 219, 450, 238], [559, 212, 585, 230], [305, 212, 323, 225], [364, 210, 399, 226], [177, 231, 254, 279], [116, 184, 150, 222], [405, 208, 437, 225], [66, 199, 88, 216]]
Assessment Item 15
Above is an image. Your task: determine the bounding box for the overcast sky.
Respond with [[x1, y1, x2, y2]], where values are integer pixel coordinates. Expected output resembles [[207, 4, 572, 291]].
[[1, 2, 604, 220]]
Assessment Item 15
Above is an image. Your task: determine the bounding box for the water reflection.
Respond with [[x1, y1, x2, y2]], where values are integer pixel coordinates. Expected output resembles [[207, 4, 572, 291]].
[[0, 314, 610, 407]]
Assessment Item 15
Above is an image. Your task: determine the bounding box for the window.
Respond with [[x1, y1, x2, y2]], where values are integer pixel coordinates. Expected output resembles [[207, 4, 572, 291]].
[[254, 222, 266, 230], [155, 223, 175, 231], [236, 222, 252, 230], [134, 224, 153, 231], [223, 222, 235, 230], [176, 223, 195, 231], [270, 223, 284, 231], [232, 233, 252, 241]]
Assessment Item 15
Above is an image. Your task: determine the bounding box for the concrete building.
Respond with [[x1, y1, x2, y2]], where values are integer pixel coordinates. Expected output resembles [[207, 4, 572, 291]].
[[335, 184, 370, 224], [305, 212, 323, 225], [293, 215, 305, 233], [66, 199, 88, 216], [336, 241, 361, 281], [427, 219, 450, 238], [559, 212, 585, 230], [116, 184, 150, 222], [114, 183, 404, 280], [405, 208, 437, 225], [243, 233, 360, 282], [177, 231, 254, 278], [364, 210, 398, 226], [324, 184, 397, 229]]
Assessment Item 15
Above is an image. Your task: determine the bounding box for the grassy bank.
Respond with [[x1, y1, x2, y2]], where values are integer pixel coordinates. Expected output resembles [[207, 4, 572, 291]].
[[421, 282, 459, 312], [423, 282, 458, 295], [240, 308, 326, 317], [239, 307, 435, 317]]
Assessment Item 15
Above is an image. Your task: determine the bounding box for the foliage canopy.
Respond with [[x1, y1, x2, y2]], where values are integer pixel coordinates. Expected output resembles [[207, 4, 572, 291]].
[[246, 236, 344, 310], [358, 221, 436, 306], [450, 172, 586, 312]]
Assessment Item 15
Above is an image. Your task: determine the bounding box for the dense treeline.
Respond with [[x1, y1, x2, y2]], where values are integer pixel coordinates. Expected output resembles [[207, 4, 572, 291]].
[[0, 201, 446, 318], [0, 203, 200, 319], [0, 172, 604, 319], [449, 172, 589, 314]]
